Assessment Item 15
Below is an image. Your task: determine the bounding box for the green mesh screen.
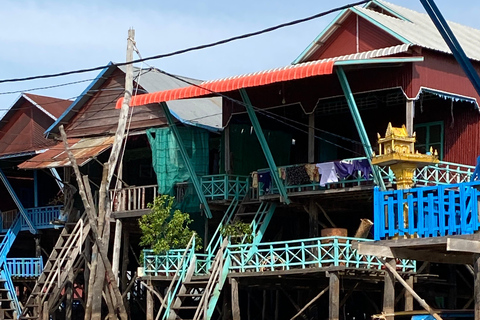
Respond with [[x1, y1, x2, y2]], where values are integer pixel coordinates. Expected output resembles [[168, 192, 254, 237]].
[[147, 127, 209, 213]]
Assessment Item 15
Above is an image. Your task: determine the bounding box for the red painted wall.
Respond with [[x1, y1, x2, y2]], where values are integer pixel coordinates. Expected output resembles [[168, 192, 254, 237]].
[[308, 14, 402, 61]]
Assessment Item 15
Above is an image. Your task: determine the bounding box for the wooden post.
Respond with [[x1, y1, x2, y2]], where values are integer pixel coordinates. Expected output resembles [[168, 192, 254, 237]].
[[262, 290, 267, 320], [43, 301, 49, 320], [448, 265, 457, 309], [146, 279, 154, 320], [112, 219, 123, 283], [231, 278, 241, 320], [354, 219, 373, 239], [308, 113, 315, 163], [65, 268, 73, 320], [224, 125, 231, 174], [383, 258, 396, 320], [34, 235, 41, 258], [308, 199, 319, 238], [406, 100, 414, 137], [404, 276, 414, 311], [121, 231, 130, 293], [275, 289, 280, 320], [329, 272, 340, 320], [475, 254, 480, 320]]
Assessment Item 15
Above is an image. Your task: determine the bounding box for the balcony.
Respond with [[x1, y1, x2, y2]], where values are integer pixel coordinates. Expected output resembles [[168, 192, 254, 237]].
[[6, 258, 43, 278], [374, 181, 480, 240], [255, 159, 474, 197], [142, 236, 416, 277], [0, 205, 63, 233], [201, 174, 249, 201], [110, 184, 158, 217]]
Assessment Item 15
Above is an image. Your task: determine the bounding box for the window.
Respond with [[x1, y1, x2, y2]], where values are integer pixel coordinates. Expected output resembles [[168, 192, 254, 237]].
[[414, 121, 444, 160]]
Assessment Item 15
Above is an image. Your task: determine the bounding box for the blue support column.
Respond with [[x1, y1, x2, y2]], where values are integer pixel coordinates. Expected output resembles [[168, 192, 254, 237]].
[[0, 168, 37, 234], [160, 102, 213, 219], [336, 67, 386, 191], [420, 0, 480, 98], [33, 170, 38, 208], [239, 89, 290, 204]]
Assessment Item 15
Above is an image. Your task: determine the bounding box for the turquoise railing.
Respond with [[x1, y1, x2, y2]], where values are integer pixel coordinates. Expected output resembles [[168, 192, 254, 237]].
[[143, 236, 416, 276], [6, 258, 43, 278], [0, 205, 63, 233], [414, 161, 474, 186], [257, 159, 474, 196], [201, 174, 250, 201], [374, 181, 480, 240]]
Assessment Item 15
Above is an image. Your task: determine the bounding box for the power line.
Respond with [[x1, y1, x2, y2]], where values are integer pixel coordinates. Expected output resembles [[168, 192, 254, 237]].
[[0, 1, 368, 84], [0, 78, 96, 96]]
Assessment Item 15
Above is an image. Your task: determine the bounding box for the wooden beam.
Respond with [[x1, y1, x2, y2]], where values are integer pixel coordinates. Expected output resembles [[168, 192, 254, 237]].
[[447, 238, 480, 254], [308, 113, 315, 163], [405, 276, 414, 311], [383, 258, 396, 320], [291, 286, 329, 320], [475, 254, 480, 320], [146, 279, 154, 320], [112, 219, 123, 283], [329, 272, 340, 320], [380, 257, 443, 320], [231, 278, 241, 320], [224, 125, 231, 174]]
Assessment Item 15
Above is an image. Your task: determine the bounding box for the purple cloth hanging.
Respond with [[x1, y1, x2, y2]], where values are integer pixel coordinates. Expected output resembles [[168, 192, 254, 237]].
[[334, 161, 355, 180], [353, 159, 372, 179]]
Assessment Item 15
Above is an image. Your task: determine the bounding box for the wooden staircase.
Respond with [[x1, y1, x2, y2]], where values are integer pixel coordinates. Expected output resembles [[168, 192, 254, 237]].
[[167, 240, 230, 320], [20, 214, 90, 319]]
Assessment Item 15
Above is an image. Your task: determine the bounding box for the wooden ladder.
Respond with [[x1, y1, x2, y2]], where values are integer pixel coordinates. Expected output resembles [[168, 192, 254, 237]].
[[20, 214, 90, 319]]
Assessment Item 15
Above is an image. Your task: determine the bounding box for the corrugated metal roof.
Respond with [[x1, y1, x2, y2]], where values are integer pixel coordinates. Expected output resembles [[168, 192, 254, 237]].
[[116, 50, 420, 108], [116, 60, 335, 108], [17, 136, 114, 169], [296, 0, 480, 63], [118, 66, 222, 131], [356, 1, 480, 61]]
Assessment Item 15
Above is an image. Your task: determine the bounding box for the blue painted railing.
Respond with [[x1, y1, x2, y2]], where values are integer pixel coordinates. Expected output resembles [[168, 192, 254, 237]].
[[6, 258, 43, 277], [374, 181, 480, 240], [201, 174, 250, 201], [0, 205, 63, 233], [143, 236, 416, 276], [257, 159, 474, 196]]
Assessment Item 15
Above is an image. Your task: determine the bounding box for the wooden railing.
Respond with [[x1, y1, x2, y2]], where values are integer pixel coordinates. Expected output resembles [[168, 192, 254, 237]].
[[142, 236, 416, 277], [6, 258, 43, 277], [374, 181, 480, 240], [110, 184, 158, 213], [0, 205, 62, 233]]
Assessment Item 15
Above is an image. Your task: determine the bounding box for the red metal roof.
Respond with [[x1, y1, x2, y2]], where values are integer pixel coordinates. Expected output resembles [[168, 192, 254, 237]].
[[23, 93, 72, 119], [115, 60, 335, 108], [18, 136, 114, 169]]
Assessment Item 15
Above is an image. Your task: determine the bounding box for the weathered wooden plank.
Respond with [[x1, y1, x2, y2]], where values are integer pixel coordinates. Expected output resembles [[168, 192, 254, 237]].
[[231, 278, 241, 320], [329, 272, 340, 320], [447, 238, 480, 254], [383, 259, 395, 320]]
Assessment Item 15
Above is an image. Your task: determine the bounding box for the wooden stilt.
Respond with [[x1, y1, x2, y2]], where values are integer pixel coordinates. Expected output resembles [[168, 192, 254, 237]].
[[42, 301, 49, 320], [146, 279, 154, 320], [248, 291, 251, 320], [329, 272, 340, 320], [474, 254, 480, 320], [262, 290, 267, 320], [112, 219, 123, 283], [275, 289, 279, 320], [380, 257, 443, 320], [308, 199, 319, 238], [448, 265, 457, 309], [65, 268, 74, 320], [404, 276, 414, 311], [383, 258, 395, 320], [308, 113, 315, 163], [231, 278, 241, 320], [291, 286, 328, 320]]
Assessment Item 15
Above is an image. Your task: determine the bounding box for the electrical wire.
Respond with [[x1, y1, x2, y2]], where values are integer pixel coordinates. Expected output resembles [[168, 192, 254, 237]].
[[0, 1, 369, 84]]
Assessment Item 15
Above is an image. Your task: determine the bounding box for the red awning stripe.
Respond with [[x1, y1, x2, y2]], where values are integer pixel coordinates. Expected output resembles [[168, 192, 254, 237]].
[[116, 60, 335, 109]]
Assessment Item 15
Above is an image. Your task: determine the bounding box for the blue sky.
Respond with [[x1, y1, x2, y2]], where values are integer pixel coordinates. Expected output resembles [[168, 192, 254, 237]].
[[1, 0, 479, 117]]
